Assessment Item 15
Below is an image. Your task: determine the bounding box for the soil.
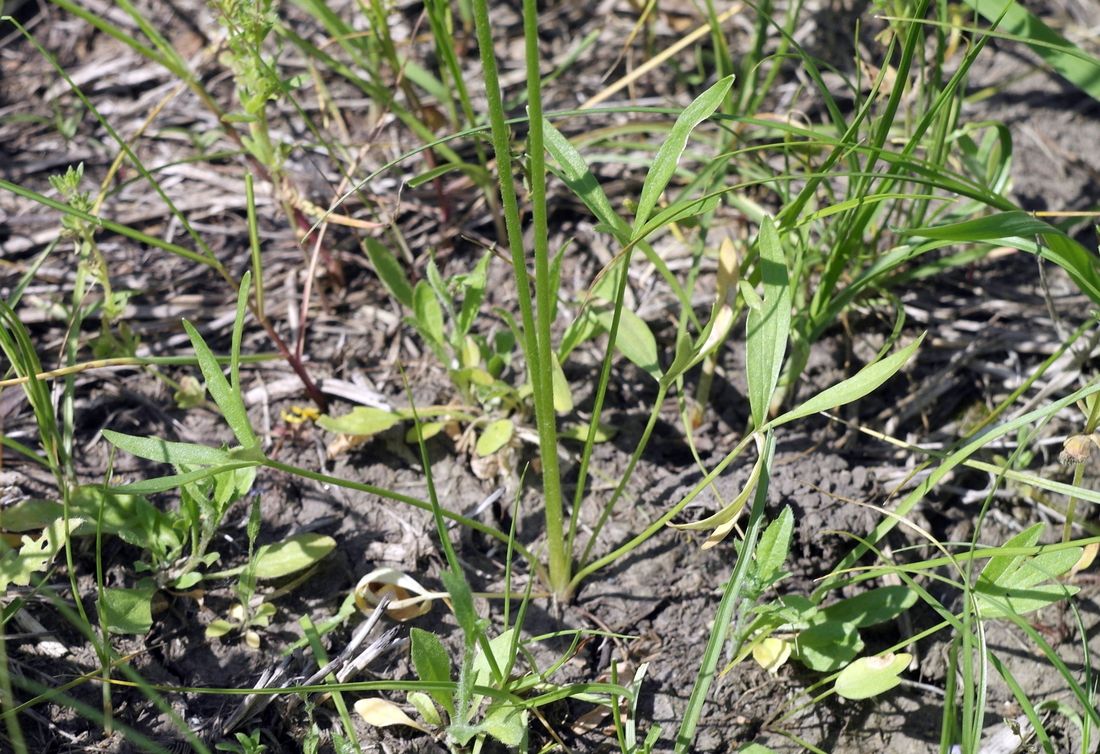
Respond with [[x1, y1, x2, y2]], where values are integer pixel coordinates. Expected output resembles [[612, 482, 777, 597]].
[[2, 1, 1100, 753]]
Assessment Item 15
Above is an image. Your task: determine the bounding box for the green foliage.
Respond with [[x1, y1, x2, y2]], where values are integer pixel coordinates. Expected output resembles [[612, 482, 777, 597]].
[[0, 517, 78, 592], [215, 730, 267, 754], [975, 524, 1080, 618], [835, 653, 912, 700], [100, 580, 156, 635]]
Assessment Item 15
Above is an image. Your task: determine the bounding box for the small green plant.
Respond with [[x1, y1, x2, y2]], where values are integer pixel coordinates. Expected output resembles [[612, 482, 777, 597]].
[[215, 729, 268, 754], [357, 627, 529, 750]]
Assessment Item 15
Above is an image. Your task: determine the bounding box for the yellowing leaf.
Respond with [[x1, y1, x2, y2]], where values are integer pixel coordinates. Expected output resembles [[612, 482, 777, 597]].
[[752, 637, 791, 674], [835, 653, 911, 700], [551, 352, 573, 413], [354, 698, 430, 733]]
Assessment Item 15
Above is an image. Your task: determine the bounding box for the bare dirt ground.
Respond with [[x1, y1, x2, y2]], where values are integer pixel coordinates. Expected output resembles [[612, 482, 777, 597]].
[[2, 1, 1100, 752]]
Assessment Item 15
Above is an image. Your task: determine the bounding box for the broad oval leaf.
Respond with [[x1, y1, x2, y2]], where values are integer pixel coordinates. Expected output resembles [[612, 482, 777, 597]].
[[317, 406, 401, 436], [835, 653, 911, 700], [411, 628, 454, 716], [820, 585, 918, 628], [476, 418, 514, 456], [354, 698, 430, 733], [483, 702, 526, 747], [593, 305, 660, 381], [101, 581, 156, 635], [252, 533, 336, 580]]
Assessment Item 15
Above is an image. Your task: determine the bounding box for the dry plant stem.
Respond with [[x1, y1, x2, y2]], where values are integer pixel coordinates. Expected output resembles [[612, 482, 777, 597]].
[[1064, 390, 1100, 542]]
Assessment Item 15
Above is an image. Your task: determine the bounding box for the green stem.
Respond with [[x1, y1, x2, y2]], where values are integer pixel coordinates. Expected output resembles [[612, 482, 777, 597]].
[[471, 0, 567, 595], [569, 430, 757, 592], [522, 0, 568, 596], [260, 457, 541, 572]]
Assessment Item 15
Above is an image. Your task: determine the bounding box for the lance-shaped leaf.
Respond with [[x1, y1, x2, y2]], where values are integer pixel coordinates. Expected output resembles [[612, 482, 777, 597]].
[[183, 318, 257, 449], [769, 335, 924, 428], [632, 75, 733, 234], [102, 429, 233, 467], [745, 217, 791, 427]]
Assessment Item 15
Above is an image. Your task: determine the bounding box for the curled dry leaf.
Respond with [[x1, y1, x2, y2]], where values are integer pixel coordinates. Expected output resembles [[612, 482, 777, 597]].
[[354, 567, 433, 621], [354, 698, 430, 733]]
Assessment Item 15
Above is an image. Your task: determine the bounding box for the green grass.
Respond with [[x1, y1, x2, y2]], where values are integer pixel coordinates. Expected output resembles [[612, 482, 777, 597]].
[[2, 0, 1100, 751]]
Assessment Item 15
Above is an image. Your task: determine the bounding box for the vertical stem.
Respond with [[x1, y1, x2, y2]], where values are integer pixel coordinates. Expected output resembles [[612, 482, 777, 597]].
[[0, 619, 28, 754], [471, 0, 569, 596], [521, 0, 568, 595]]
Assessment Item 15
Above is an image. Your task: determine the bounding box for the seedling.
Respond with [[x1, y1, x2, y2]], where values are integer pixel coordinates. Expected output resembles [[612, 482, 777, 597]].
[[215, 730, 268, 754]]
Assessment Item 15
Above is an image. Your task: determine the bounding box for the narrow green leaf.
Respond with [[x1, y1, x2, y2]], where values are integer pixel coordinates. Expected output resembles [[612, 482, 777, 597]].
[[456, 253, 490, 338], [960, 0, 1100, 102], [102, 429, 232, 467], [544, 119, 631, 240], [111, 463, 258, 494], [754, 506, 793, 585], [363, 238, 414, 307], [230, 270, 250, 394], [182, 319, 256, 449], [980, 523, 1044, 585], [441, 569, 477, 638], [746, 217, 791, 427], [770, 335, 924, 428], [632, 75, 734, 233], [413, 281, 445, 347], [550, 352, 573, 413], [977, 583, 1079, 618], [903, 210, 1060, 241]]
